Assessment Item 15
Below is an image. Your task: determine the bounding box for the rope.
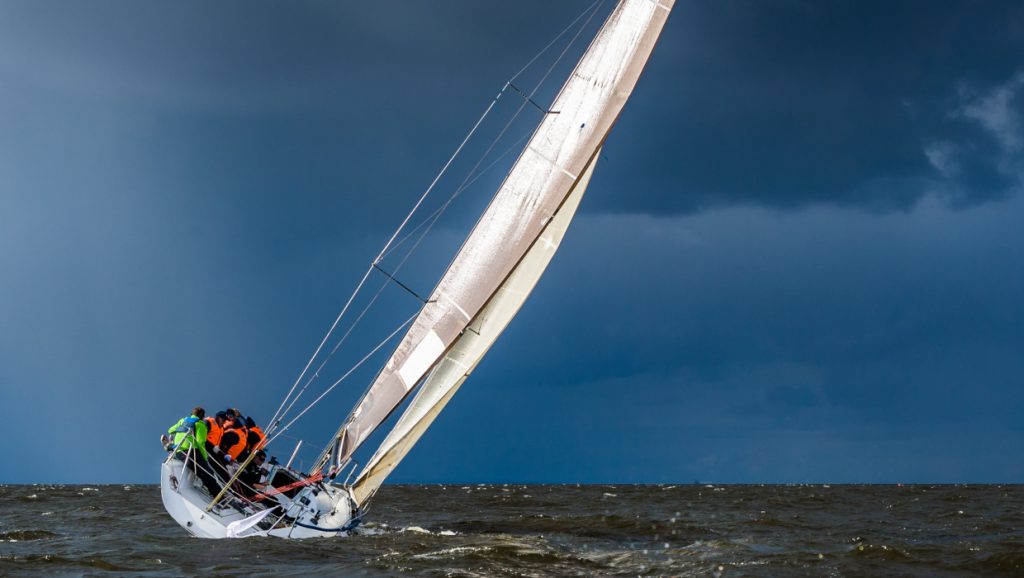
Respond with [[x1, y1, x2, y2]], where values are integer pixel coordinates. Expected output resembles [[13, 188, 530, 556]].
[[207, 437, 269, 511], [248, 472, 324, 503]]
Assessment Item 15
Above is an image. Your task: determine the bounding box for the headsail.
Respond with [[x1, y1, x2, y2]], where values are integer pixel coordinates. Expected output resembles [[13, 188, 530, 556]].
[[327, 0, 675, 474]]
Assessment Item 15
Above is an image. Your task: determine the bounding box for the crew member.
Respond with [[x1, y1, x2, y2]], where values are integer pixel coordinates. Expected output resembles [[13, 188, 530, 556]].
[[166, 406, 221, 496], [237, 450, 268, 498], [219, 417, 249, 464], [204, 411, 228, 456], [204, 411, 231, 479], [244, 416, 266, 457]]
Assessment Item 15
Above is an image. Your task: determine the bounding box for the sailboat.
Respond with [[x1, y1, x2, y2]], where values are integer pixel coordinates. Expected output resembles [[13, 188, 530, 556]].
[[160, 0, 674, 539]]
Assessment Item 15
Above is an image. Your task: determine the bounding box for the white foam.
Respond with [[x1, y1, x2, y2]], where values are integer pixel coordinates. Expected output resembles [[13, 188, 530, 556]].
[[411, 545, 492, 560], [401, 526, 432, 534]]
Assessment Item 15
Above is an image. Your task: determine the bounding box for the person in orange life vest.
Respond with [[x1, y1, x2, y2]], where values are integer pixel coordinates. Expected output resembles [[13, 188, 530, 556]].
[[218, 418, 249, 466], [243, 416, 266, 458], [203, 411, 232, 480], [223, 409, 247, 455], [204, 411, 228, 457]]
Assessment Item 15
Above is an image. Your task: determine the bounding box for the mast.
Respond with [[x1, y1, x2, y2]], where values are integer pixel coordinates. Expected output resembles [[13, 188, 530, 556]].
[[325, 0, 674, 479]]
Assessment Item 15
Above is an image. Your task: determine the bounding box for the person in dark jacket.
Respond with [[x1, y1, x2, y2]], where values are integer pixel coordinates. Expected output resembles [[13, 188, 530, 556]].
[[237, 450, 268, 498]]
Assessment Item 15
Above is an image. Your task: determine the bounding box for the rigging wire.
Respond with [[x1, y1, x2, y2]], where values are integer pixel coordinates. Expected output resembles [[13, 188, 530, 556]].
[[267, 310, 418, 447], [311, 1, 608, 467], [379, 130, 533, 263], [272, 271, 394, 430], [371, 0, 606, 337], [268, 0, 607, 440], [267, 83, 509, 436], [380, 0, 606, 263], [509, 0, 605, 83], [266, 263, 375, 435]]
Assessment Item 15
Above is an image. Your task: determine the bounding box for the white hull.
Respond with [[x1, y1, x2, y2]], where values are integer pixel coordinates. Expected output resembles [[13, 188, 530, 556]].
[[159, 457, 358, 539]]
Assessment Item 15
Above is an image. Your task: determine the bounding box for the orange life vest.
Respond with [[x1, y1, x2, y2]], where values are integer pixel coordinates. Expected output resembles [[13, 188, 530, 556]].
[[221, 427, 248, 460], [204, 417, 224, 446], [246, 425, 266, 452]]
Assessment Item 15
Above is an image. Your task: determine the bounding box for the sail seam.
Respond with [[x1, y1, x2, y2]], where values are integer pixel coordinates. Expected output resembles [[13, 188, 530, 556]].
[[527, 145, 579, 180], [444, 356, 471, 373], [436, 290, 472, 321]]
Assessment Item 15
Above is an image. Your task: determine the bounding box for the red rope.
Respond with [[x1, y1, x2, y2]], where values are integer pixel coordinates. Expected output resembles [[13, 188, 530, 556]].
[[248, 472, 324, 503]]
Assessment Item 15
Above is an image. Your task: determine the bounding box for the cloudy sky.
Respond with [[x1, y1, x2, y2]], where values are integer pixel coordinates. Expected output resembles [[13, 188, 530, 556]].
[[1, 1, 1022, 484]]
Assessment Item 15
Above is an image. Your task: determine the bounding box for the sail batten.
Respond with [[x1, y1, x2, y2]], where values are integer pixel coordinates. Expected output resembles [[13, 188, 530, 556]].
[[329, 0, 674, 477]]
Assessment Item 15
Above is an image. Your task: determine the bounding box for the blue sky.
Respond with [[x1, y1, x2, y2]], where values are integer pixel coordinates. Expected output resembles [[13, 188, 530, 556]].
[[1, 1, 1022, 484]]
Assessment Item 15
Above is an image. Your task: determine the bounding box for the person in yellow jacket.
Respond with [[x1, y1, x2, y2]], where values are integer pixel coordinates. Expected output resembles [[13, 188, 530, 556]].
[[165, 406, 222, 496]]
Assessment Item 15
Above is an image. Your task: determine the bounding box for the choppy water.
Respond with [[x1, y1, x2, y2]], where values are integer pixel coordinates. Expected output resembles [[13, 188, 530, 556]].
[[1, 484, 1022, 577]]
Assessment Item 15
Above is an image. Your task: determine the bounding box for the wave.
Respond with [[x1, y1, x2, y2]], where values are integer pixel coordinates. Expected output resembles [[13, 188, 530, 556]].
[[0, 553, 128, 571], [446, 513, 713, 541], [968, 552, 1024, 573], [0, 530, 59, 541]]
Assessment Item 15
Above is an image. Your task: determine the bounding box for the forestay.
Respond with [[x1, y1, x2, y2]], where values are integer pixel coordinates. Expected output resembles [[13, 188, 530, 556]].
[[327, 0, 675, 477]]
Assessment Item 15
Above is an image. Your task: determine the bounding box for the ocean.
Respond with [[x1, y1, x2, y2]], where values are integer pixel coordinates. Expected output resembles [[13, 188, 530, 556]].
[[1, 484, 1021, 577]]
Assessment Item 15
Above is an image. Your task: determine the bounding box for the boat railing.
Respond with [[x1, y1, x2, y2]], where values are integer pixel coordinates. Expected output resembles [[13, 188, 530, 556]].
[[341, 459, 360, 486], [166, 447, 284, 517]]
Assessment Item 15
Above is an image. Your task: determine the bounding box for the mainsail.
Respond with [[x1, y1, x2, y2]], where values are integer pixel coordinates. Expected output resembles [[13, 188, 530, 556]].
[[328, 0, 674, 482]]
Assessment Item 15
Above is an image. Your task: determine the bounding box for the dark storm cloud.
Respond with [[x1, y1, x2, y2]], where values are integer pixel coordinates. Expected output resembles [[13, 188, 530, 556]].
[[414, 198, 1024, 483], [6, 1, 1019, 228], [0, 1, 623, 253], [1, 1, 1022, 484], [597, 0, 1024, 214]]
